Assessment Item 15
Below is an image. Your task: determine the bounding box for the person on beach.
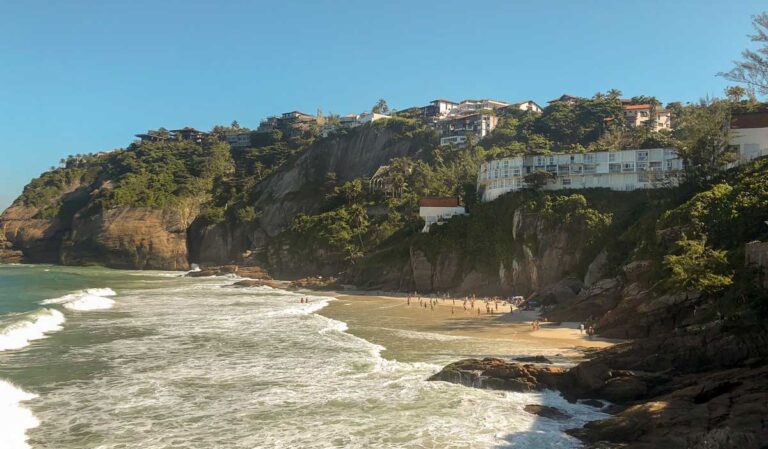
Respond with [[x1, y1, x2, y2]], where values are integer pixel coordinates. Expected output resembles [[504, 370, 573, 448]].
[[579, 323, 585, 334], [451, 307, 454, 315]]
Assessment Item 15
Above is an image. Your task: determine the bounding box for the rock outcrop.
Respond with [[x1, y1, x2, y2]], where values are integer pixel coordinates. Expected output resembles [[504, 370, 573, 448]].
[[431, 326, 768, 449], [59, 207, 193, 270]]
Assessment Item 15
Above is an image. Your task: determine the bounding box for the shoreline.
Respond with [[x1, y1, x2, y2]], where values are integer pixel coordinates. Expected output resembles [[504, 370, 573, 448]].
[[316, 290, 623, 362]]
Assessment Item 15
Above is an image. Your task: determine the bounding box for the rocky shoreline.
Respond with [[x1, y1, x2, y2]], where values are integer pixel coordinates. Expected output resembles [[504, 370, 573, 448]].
[[430, 326, 768, 449]]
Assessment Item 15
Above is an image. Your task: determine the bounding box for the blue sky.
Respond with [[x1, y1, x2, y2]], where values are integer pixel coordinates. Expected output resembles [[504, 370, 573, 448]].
[[1, 0, 765, 210]]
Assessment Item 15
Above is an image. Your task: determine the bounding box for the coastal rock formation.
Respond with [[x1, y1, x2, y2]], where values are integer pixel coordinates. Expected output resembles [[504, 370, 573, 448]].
[[523, 404, 572, 420], [432, 327, 768, 449], [428, 358, 565, 392], [59, 207, 192, 270]]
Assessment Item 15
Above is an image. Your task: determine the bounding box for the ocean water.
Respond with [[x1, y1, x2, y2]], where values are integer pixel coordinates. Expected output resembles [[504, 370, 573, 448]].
[[0, 265, 607, 449]]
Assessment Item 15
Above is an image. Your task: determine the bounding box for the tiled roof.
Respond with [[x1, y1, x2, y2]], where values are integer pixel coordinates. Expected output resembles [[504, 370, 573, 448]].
[[623, 104, 652, 111], [731, 111, 768, 129], [419, 197, 460, 207]]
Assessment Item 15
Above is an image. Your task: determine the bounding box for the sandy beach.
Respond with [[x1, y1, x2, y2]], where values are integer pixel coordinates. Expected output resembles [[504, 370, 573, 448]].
[[318, 292, 622, 363]]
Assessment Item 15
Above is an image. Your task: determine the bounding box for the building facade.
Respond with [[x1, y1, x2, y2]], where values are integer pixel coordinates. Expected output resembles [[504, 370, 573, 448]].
[[226, 132, 251, 149], [730, 111, 768, 164], [439, 113, 499, 146], [624, 104, 672, 131], [477, 148, 683, 202], [418, 197, 466, 232]]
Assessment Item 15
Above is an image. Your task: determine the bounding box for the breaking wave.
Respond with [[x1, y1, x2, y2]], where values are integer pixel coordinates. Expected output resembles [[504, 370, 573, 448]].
[[41, 288, 117, 311], [0, 309, 66, 352], [0, 380, 39, 449]]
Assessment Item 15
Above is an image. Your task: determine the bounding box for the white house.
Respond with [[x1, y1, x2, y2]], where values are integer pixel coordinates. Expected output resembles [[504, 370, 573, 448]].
[[477, 148, 684, 202], [419, 197, 466, 232], [511, 100, 544, 113], [730, 111, 768, 164], [624, 104, 672, 131]]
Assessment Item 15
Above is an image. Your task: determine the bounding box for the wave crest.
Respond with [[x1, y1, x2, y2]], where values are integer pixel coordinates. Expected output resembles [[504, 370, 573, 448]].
[[0, 309, 66, 352], [0, 380, 39, 449], [41, 288, 117, 311]]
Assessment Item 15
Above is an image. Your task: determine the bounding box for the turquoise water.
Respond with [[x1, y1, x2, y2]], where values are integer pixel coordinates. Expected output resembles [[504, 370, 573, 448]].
[[0, 264, 607, 449]]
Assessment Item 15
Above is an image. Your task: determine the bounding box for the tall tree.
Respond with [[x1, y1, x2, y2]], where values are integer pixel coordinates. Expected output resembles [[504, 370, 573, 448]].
[[720, 13, 768, 96], [673, 99, 735, 187], [372, 99, 389, 114]]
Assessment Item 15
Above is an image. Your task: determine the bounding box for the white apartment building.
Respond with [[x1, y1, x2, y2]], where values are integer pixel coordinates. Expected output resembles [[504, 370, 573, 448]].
[[477, 148, 684, 202], [730, 112, 768, 164]]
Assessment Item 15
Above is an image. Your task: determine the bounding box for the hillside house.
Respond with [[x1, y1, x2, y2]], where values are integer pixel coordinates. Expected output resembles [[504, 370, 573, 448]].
[[422, 99, 459, 119], [624, 104, 672, 131], [226, 132, 251, 149], [548, 94, 581, 105], [439, 113, 499, 146], [257, 111, 318, 138], [730, 111, 768, 164], [477, 148, 684, 202], [369, 164, 408, 197], [135, 131, 170, 142], [418, 197, 466, 232], [506, 100, 543, 113], [171, 127, 208, 143], [321, 112, 390, 137]]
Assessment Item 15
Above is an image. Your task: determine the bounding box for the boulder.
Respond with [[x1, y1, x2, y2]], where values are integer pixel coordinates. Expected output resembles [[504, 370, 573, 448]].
[[523, 404, 572, 420], [428, 358, 565, 392]]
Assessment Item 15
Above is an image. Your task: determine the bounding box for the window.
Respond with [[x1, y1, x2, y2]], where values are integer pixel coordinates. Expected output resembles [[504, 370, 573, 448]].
[[622, 162, 635, 172], [609, 163, 621, 173], [571, 164, 583, 174], [546, 165, 557, 173], [638, 173, 650, 183], [562, 178, 572, 186], [637, 151, 649, 161], [584, 154, 595, 163], [609, 153, 617, 162], [649, 161, 662, 171], [583, 164, 596, 174], [637, 162, 648, 171]]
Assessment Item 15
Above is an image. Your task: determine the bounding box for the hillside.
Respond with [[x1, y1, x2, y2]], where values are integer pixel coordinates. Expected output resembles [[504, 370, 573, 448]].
[[2, 96, 768, 447]]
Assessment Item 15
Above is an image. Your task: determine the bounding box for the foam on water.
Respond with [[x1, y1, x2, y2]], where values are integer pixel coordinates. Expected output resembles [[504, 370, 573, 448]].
[[0, 308, 65, 351], [41, 288, 117, 311], [7, 277, 608, 448], [0, 380, 39, 449]]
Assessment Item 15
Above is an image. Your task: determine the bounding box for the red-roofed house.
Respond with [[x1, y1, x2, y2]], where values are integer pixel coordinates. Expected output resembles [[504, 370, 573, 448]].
[[418, 197, 466, 232]]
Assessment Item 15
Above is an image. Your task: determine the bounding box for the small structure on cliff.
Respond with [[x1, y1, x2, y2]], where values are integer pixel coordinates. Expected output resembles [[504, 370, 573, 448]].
[[418, 197, 466, 233]]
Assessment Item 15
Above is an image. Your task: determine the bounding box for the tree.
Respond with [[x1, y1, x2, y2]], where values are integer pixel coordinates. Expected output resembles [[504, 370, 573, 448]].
[[523, 170, 555, 190], [231, 120, 240, 130], [372, 99, 389, 114], [725, 86, 747, 102], [664, 236, 733, 292], [720, 13, 768, 96], [673, 99, 735, 186]]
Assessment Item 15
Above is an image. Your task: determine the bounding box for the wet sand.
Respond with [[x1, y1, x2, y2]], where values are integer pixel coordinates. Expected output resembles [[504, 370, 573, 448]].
[[318, 293, 621, 362]]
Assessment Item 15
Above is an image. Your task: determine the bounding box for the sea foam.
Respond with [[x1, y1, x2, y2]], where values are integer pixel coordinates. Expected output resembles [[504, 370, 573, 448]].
[[0, 309, 66, 352], [0, 380, 39, 449], [41, 288, 117, 311]]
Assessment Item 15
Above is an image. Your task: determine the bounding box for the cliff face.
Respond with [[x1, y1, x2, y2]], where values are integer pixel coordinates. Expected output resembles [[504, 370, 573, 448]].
[[192, 125, 429, 270], [59, 207, 193, 270], [254, 125, 425, 236], [348, 203, 603, 296], [0, 124, 430, 271]]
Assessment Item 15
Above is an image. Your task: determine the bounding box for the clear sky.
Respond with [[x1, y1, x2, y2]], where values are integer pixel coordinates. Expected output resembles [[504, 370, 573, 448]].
[[1, 0, 765, 210]]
